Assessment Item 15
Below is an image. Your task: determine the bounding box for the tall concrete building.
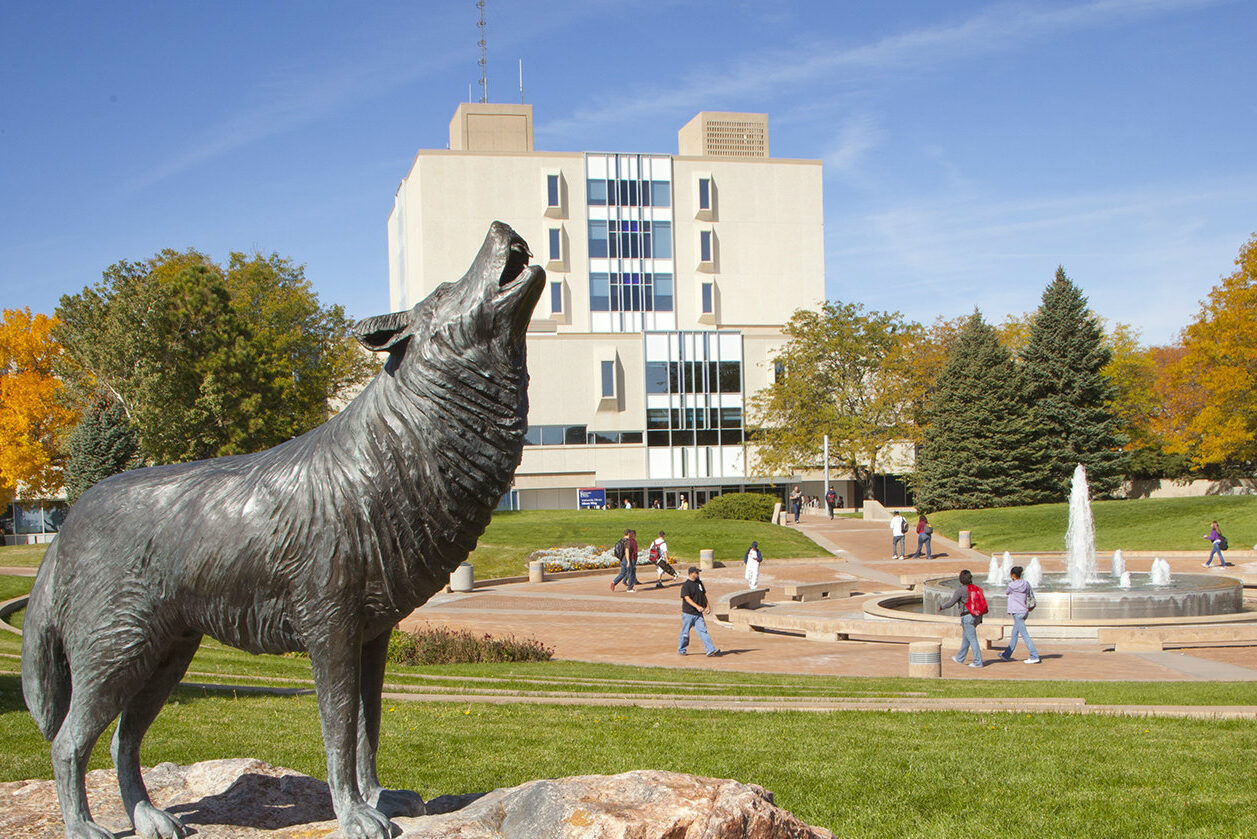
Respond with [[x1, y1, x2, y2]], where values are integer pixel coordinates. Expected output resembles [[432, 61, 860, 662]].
[[388, 103, 834, 509]]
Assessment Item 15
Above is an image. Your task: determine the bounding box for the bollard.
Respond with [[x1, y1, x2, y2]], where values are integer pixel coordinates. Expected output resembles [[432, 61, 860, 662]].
[[908, 641, 942, 678], [772, 502, 783, 525], [449, 562, 474, 592], [528, 560, 545, 583], [699, 549, 714, 570], [958, 530, 972, 549]]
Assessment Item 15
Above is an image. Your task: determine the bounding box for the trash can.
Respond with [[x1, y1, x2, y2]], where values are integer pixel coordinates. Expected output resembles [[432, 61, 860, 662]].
[[908, 641, 942, 678], [528, 560, 545, 583], [699, 549, 714, 570], [449, 562, 474, 592]]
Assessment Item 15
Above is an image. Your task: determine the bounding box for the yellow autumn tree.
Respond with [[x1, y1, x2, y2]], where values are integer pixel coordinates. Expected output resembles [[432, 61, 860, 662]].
[[0, 308, 77, 504], [1157, 234, 1257, 467]]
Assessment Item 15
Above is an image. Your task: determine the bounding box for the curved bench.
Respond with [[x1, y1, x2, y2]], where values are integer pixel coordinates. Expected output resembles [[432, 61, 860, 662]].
[[0, 595, 28, 636], [714, 587, 769, 621]]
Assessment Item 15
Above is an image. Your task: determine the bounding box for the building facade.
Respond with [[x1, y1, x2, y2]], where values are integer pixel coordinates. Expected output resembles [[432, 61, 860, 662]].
[[388, 103, 843, 509]]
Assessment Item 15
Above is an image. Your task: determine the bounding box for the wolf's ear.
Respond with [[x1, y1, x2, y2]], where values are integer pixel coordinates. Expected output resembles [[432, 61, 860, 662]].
[[353, 311, 413, 352]]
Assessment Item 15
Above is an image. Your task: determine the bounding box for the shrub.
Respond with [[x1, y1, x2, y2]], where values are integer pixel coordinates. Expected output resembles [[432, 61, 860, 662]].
[[387, 626, 554, 665], [697, 493, 779, 522]]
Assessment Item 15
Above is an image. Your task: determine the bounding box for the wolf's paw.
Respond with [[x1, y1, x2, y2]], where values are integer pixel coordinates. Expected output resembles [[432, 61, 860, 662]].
[[338, 802, 396, 839], [133, 800, 188, 839]]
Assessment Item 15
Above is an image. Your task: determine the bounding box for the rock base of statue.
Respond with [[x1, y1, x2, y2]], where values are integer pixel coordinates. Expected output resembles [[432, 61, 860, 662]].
[[0, 759, 833, 839]]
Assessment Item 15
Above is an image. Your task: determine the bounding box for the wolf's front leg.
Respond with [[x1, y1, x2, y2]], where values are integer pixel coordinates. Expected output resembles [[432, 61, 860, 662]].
[[358, 629, 424, 817], [309, 629, 394, 839]]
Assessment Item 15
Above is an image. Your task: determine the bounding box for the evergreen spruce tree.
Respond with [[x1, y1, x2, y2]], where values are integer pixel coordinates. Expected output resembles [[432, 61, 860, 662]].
[[1020, 267, 1126, 498], [915, 312, 1051, 511], [64, 393, 140, 504]]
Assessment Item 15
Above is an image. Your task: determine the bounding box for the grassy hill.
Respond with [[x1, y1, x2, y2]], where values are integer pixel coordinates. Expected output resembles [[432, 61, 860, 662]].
[[929, 494, 1257, 553]]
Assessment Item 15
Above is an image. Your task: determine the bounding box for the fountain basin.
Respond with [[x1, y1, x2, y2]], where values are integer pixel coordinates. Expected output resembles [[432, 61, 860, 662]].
[[922, 574, 1244, 621]]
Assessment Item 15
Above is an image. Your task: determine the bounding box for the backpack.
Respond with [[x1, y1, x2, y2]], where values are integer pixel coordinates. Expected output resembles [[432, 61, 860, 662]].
[[648, 541, 661, 563], [1219, 535, 1229, 551], [965, 584, 988, 619], [612, 538, 627, 561]]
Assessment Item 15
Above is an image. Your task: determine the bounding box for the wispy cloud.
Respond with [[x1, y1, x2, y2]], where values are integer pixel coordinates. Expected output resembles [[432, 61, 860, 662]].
[[538, 0, 1227, 138]]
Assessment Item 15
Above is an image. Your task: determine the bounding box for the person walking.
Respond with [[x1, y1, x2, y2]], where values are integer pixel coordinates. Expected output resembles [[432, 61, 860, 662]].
[[910, 514, 933, 559], [889, 511, 908, 559], [650, 530, 679, 587], [825, 487, 837, 519], [1203, 520, 1231, 568], [609, 528, 639, 592], [678, 566, 720, 657], [998, 566, 1040, 664], [789, 486, 803, 523], [937, 569, 987, 668], [743, 541, 763, 588]]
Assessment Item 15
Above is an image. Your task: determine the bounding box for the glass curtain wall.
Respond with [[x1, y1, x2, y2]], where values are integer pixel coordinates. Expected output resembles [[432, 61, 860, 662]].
[[586, 153, 676, 333], [644, 331, 745, 480]]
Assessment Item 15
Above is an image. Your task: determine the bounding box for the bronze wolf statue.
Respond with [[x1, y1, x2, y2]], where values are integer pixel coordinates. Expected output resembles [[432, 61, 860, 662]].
[[22, 221, 544, 839]]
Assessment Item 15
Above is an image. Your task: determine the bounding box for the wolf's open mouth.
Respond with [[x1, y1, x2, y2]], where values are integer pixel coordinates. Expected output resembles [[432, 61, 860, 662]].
[[501, 237, 532, 288]]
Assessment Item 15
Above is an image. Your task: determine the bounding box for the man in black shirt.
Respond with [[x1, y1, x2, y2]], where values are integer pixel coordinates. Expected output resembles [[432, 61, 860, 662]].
[[678, 566, 720, 657]]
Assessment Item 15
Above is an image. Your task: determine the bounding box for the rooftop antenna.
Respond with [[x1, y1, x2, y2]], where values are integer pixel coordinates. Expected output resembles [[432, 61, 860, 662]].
[[476, 0, 487, 103], [519, 58, 524, 104]]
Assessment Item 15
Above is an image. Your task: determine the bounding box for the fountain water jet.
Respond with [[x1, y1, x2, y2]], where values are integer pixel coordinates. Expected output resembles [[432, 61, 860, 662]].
[[1025, 557, 1044, 588], [1064, 464, 1097, 588], [1111, 549, 1125, 579]]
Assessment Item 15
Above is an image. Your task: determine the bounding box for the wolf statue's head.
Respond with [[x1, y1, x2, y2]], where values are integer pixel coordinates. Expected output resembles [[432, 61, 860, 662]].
[[349, 222, 545, 512], [354, 221, 545, 373]]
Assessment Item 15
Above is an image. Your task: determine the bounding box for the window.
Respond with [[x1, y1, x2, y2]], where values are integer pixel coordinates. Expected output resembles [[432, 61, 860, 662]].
[[546, 174, 560, 208], [653, 273, 673, 311], [701, 282, 714, 314], [589, 273, 610, 311], [698, 177, 711, 210], [548, 228, 562, 262], [524, 424, 588, 446], [600, 360, 616, 398], [644, 362, 669, 394], [651, 180, 671, 206], [587, 179, 607, 205], [653, 221, 672, 258], [700, 230, 713, 263], [550, 281, 563, 314], [588, 221, 608, 258]]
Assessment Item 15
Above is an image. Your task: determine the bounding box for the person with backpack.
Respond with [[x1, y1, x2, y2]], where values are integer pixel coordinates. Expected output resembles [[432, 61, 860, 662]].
[[825, 487, 837, 519], [650, 530, 679, 588], [937, 569, 987, 668], [910, 514, 933, 559], [999, 565, 1040, 664], [1203, 520, 1231, 568], [744, 541, 763, 588], [609, 528, 639, 592]]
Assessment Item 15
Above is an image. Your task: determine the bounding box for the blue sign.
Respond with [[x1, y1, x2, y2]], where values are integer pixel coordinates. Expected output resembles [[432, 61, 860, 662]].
[[578, 488, 606, 509]]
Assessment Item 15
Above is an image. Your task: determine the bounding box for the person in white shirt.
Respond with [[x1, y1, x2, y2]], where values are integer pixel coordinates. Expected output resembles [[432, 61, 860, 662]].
[[650, 531, 679, 588], [744, 541, 763, 587], [889, 511, 908, 559]]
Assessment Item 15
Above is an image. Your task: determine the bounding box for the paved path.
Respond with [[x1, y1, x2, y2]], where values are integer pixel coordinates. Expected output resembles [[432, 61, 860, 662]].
[[404, 513, 1257, 686]]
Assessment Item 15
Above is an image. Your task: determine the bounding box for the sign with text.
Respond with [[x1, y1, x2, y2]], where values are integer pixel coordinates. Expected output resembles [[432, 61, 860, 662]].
[[577, 488, 606, 509]]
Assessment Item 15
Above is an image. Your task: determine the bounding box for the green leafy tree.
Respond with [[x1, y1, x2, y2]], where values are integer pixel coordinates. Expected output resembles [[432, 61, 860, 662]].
[[64, 393, 140, 503], [1020, 267, 1126, 498], [55, 249, 374, 464], [749, 301, 920, 498], [915, 312, 1051, 511]]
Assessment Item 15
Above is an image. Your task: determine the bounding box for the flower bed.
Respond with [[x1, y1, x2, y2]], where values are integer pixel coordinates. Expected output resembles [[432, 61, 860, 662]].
[[528, 544, 661, 574]]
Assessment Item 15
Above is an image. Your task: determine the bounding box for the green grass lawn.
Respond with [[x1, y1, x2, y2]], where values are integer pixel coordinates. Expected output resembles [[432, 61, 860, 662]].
[[0, 543, 48, 568], [466, 509, 827, 578], [1, 673, 1251, 838], [929, 494, 1257, 553]]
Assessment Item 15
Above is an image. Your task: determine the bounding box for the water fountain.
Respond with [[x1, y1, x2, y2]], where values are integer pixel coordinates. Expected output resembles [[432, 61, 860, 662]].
[[922, 464, 1244, 620]]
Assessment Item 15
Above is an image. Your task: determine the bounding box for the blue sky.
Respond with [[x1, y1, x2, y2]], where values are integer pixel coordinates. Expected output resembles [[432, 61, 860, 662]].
[[2, 0, 1253, 345]]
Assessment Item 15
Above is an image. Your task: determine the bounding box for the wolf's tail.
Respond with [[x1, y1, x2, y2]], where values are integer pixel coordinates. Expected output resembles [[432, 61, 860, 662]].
[[21, 540, 70, 741]]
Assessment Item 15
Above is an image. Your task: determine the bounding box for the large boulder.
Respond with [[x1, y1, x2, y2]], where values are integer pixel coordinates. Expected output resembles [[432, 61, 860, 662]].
[[0, 759, 833, 839]]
